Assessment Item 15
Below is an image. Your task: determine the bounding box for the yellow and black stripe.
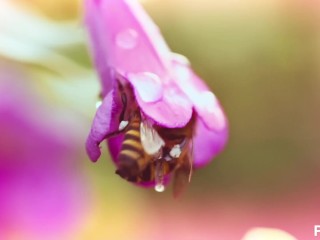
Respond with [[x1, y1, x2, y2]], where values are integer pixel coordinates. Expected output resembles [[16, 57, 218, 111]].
[[116, 113, 148, 181]]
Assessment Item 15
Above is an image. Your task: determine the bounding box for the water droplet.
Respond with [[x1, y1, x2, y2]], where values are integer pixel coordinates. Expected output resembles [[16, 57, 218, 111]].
[[155, 184, 165, 192], [172, 52, 190, 65], [95, 100, 102, 109], [127, 72, 163, 103], [116, 29, 138, 49]]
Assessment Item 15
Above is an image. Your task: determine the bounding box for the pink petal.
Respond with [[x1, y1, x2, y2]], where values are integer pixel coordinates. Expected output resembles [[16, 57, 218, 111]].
[[85, 0, 115, 94], [107, 134, 124, 165], [126, 72, 193, 127], [85, 0, 194, 128], [172, 61, 228, 132], [85, 0, 172, 82], [193, 118, 229, 168], [86, 90, 117, 162], [127, 72, 163, 103]]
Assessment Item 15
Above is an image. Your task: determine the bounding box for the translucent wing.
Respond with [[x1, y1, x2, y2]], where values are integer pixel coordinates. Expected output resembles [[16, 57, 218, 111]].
[[173, 153, 192, 198], [140, 121, 164, 155]]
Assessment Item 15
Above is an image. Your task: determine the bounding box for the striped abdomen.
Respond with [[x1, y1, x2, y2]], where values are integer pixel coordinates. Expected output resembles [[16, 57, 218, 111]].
[[116, 113, 149, 180]]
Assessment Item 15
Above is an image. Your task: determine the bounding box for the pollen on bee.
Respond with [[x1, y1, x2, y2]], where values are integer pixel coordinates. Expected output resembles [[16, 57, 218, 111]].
[[154, 184, 165, 193], [169, 144, 181, 158], [119, 120, 129, 131]]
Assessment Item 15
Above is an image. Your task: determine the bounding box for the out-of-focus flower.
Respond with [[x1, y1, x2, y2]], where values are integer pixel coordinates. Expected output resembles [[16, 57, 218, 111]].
[[241, 228, 297, 240], [84, 0, 228, 193], [0, 63, 89, 240]]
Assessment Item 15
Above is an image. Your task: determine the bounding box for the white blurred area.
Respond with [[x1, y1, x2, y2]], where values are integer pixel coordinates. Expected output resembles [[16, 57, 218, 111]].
[[242, 228, 297, 240], [0, 0, 99, 118]]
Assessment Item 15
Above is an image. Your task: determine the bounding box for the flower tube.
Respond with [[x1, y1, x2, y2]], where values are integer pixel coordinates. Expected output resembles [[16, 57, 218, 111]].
[[85, 0, 228, 196]]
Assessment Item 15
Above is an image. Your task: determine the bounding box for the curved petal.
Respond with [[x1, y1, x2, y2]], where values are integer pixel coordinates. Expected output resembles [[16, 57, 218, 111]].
[[172, 61, 228, 132], [126, 72, 193, 127], [137, 85, 193, 128], [107, 134, 124, 164], [84, 0, 172, 83], [193, 117, 229, 168], [85, 0, 115, 94], [85, 0, 194, 128], [86, 90, 118, 162]]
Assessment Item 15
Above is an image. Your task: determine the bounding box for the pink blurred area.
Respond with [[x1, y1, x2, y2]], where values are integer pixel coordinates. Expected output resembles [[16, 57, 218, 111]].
[[0, 62, 90, 239], [140, 190, 320, 240]]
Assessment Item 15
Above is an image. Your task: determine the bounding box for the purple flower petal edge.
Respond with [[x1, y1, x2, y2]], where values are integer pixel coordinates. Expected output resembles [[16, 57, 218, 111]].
[[86, 90, 116, 161]]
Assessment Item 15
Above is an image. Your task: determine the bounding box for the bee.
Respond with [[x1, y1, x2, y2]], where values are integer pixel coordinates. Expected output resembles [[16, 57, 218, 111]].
[[155, 115, 195, 197], [107, 78, 196, 197]]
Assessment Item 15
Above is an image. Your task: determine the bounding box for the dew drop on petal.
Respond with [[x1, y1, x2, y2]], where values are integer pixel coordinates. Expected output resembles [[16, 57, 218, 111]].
[[171, 52, 191, 66], [127, 72, 163, 103], [155, 184, 165, 192], [116, 28, 138, 50], [95, 100, 102, 109]]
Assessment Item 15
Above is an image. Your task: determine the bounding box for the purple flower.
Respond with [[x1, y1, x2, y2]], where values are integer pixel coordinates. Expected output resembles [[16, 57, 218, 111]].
[[85, 0, 228, 193]]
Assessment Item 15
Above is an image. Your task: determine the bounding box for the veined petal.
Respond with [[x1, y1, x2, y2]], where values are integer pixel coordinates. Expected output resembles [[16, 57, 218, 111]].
[[85, 0, 172, 84], [86, 90, 118, 161]]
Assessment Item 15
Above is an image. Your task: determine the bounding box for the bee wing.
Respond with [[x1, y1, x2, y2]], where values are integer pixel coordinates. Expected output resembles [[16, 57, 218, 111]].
[[173, 141, 194, 198], [173, 153, 192, 198], [140, 121, 165, 155]]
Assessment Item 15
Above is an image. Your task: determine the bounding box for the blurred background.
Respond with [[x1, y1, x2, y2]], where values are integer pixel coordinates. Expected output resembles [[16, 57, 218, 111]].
[[0, 0, 319, 239]]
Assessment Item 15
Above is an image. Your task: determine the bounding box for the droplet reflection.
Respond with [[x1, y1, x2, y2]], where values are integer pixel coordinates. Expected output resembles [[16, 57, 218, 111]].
[[116, 28, 138, 49], [95, 100, 102, 109], [154, 184, 165, 193], [127, 72, 163, 103]]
